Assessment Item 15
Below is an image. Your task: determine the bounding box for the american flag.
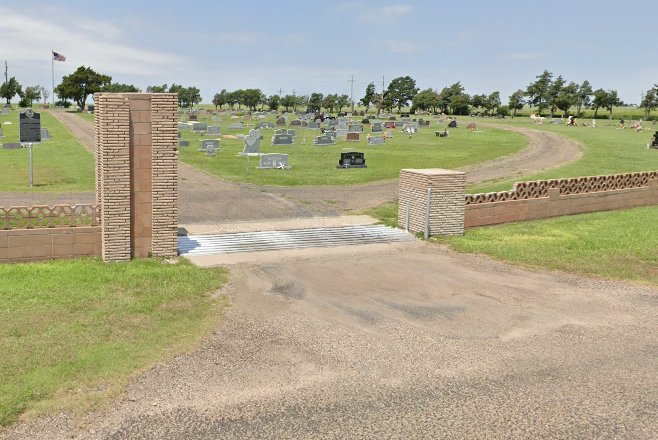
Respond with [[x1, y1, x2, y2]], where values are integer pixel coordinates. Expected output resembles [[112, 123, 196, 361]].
[[53, 52, 66, 62]]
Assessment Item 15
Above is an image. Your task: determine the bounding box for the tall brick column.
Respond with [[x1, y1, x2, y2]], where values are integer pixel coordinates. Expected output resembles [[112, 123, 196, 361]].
[[95, 93, 178, 261], [398, 169, 466, 236]]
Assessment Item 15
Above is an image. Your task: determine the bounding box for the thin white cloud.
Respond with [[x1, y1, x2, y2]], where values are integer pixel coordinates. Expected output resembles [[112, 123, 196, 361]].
[[381, 5, 413, 15], [0, 6, 184, 77]]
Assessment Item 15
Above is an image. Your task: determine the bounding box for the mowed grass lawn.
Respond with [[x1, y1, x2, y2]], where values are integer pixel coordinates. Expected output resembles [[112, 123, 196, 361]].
[[0, 111, 95, 192], [179, 117, 526, 186], [0, 258, 228, 426], [468, 116, 658, 193]]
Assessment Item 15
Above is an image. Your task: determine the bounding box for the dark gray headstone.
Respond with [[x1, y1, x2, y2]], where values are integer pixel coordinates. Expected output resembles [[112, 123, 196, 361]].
[[313, 134, 335, 146], [274, 128, 287, 135], [276, 116, 286, 126], [258, 153, 290, 169], [272, 133, 294, 145], [290, 120, 301, 126], [207, 125, 221, 135], [178, 140, 190, 147], [307, 121, 320, 130], [337, 151, 366, 168], [371, 122, 383, 133], [348, 124, 363, 133]]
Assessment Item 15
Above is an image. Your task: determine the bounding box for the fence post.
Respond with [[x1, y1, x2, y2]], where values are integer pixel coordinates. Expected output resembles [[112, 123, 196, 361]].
[[424, 187, 432, 240]]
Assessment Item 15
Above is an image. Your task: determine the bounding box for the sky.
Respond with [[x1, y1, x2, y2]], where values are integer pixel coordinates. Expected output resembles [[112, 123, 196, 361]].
[[1, 0, 657, 105]]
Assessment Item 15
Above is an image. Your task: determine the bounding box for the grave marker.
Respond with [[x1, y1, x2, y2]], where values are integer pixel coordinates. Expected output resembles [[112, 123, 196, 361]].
[[192, 122, 207, 132], [337, 152, 366, 168], [372, 122, 383, 133], [178, 140, 190, 147], [313, 134, 335, 146], [276, 116, 286, 126], [272, 133, 294, 145], [206, 125, 221, 135], [199, 139, 219, 152], [228, 122, 244, 130], [348, 124, 363, 133], [258, 153, 291, 169], [367, 136, 385, 145], [346, 132, 360, 142], [240, 129, 261, 156], [2, 142, 21, 149]]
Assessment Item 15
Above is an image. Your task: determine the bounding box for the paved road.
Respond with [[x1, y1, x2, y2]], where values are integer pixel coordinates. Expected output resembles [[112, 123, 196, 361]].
[[2, 242, 656, 439]]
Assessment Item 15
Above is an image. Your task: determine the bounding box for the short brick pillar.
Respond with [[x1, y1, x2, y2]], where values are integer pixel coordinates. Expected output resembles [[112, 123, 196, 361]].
[[95, 93, 178, 261], [398, 169, 466, 236]]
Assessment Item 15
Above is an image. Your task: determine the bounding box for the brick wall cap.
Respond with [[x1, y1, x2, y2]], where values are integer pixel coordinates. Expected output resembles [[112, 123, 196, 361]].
[[401, 168, 466, 176]]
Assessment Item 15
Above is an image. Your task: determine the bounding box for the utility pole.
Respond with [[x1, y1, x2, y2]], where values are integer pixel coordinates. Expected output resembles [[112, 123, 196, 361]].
[[277, 88, 283, 98], [348, 75, 355, 114], [377, 75, 385, 116], [3, 61, 7, 106]]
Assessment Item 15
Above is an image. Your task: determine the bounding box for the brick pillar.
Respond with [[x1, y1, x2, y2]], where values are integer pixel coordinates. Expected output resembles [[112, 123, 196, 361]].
[[398, 169, 466, 236], [94, 93, 179, 261]]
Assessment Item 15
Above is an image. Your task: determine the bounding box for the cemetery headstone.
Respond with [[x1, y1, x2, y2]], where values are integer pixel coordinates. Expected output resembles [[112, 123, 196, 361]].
[[337, 152, 366, 168], [0, 128, 3, 138], [258, 153, 291, 169], [467, 123, 477, 131], [188, 114, 198, 121], [205, 142, 218, 157], [307, 121, 320, 129], [206, 125, 221, 135], [276, 116, 286, 126], [240, 129, 261, 156], [372, 122, 383, 133], [199, 139, 219, 152], [385, 121, 395, 129], [3, 142, 21, 149], [346, 132, 360, 142], [178, 140, 190, 147], [228, 122, 244, 130], [336, 128, 348, 137], [313, 134, 335, 146], [287, 129, 296, 137], [0, 107, 10, 115], [448, 120, 458, 128], [274, 128, 286, 135], [348, 124, 363, 133], [178, 123, 191, 131], [257, 121, 274, 129], [211, 115, 220, 122], [361, 118, 370, 124], [301, 121, 309, 128], [192, 122, 208, 132], [290, 119, 301, 126], [272, 133, 294, 145], [552, 118, 562, 124], [367, 136, 385, 145]]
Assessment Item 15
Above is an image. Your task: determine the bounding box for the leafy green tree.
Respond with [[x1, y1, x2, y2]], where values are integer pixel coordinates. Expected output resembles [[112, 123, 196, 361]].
[[450, 93, 471, 115], [591, 88, 608, 117], [470, 94, 487, 113], [294, 95, 306, 111], [168, 84, 201, 108], [336, 94, 350, 113], [508, 89, 525, 117], [484, 91, 501, 115], [55, 66, 111, 111], [360, 82, 376, 114], [640, 86, 658, 119], [240, 88, 262, 111], [0, 77, 23, 105], [307, 93, 323, 112], [554, 81, 578, 116], [547, 75, 565, 116], [412, 88, 440, 113], [438, 82, 469, 114], [575, 80, 593, 115], [322, 93, 337, 113], [281, 94, 296, 112], [146, 84, 168, 93], [268, 94, 280, 111], [386, 76, 419, 113], [525, 70, 553, 115], [212, 89, 228, 110], [20, 85, 42, 107], [102, 83, 140, 92], [604, 90, 622, 118]]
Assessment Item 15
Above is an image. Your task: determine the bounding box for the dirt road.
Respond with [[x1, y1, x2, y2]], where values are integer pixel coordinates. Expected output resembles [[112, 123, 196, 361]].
[[3, 242, 656, 439], [4, 112, 582, 223]]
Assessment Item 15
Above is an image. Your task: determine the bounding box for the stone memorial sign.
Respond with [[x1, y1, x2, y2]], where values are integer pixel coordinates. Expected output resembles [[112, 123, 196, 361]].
[[199, 139, 219, 152], [307, 121, 320, 129], [240, 129, 261, 156], [372, 122, 383, 133], [313, 134, 335, 146], [19, 109, 41, 143], [348, 124, 363, 133], [228, 122, 244, 130], [178, 140, 190, 147], [258, 153, 290, 169], [336, 129, 348, 137], [346, 132, 360, 142], [3, 142, 21, 149], [337, 152, 366, 168], [368, 136, 385, 145], [290, 120, 301, 126], [192, 122, 207, 132], [272, 133, 294, 145], [207, 125, 221, 135], [276, 116, 286, 126]]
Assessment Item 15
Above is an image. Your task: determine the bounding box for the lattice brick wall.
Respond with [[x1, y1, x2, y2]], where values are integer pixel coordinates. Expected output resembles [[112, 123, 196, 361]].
[[0, 205, 99, 230]]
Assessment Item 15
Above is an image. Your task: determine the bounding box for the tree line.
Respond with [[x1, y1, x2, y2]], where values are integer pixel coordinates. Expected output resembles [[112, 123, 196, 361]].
[[1, 65, 655, 119]]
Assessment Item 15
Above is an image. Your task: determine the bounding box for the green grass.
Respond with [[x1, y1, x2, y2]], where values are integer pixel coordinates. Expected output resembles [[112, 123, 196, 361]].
[[177, 116, 526, 186], [467, 116, 658, 193], [432, 206, 658, 286], [73, 111, 95, 123], [0, 111, 95, 192], [0, 258, 228, 426]]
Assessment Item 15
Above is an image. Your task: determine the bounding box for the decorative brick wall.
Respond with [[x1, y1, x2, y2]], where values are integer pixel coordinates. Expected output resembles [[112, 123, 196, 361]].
[[398, 169, 466, 236], [465, 171, 658, 228], [95, 93, 178, 261], [0, 226, 101, 263]]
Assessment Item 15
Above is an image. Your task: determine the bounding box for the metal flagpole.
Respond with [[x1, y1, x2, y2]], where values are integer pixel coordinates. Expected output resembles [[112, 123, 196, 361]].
[[51, 50, 55, 106]]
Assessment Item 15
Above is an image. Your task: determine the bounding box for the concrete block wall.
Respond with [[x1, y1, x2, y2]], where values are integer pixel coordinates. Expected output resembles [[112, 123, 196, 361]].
[[95, 93, 179, 262], [465, 178, 658, 228], [0, 226, 101, 263], [398, 169, 466, 236]]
